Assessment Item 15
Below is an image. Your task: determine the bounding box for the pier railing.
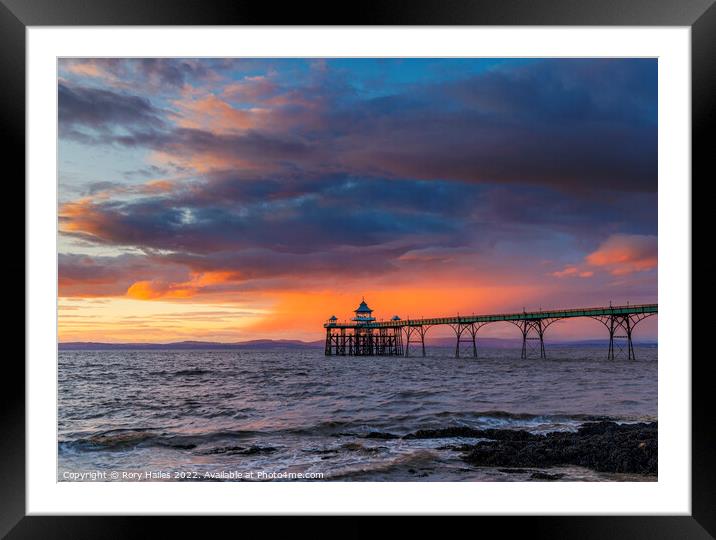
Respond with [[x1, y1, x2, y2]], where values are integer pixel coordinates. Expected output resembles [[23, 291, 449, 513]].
[[325, 304, 657, 329]]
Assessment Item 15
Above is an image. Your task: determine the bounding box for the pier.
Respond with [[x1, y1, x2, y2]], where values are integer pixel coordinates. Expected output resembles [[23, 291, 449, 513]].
[[324, 299, 657, 359]]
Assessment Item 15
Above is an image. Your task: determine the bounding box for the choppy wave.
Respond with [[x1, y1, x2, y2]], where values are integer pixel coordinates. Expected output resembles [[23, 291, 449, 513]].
[[60, 427, 265, 452], [327, 450, 439, 480]]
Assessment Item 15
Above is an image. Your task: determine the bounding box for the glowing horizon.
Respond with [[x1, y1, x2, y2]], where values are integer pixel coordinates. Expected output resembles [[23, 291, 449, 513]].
[[58, 58, 658, 343]]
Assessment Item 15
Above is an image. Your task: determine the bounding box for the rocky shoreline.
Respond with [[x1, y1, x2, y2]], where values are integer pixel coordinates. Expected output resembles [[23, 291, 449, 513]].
[[366, 421, 657, 476], [459, 421, 656, 475]]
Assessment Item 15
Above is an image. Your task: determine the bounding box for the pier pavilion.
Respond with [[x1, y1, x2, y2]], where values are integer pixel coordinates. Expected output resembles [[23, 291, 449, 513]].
[[324, 298, 403, 356]]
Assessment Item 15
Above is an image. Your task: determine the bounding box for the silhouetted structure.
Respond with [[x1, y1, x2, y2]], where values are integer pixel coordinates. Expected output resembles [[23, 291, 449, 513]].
[[324, 301, 657, 360], [324, 299, 403, 356]]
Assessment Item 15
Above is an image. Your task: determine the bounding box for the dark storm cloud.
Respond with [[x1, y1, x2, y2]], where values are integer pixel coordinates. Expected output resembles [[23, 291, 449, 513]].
[[60, 58, 238, 91], [60, 175, 465, 256], [58, 253, 186, 297], [59, 83, 164, 130], [137, 59, 210, 89], [72, 125, 316, 168], [166, 244, 411, 281], [60, 159, 657, 291], [174, 172, 483, 218], [479, 185, 658, 240], [324, 60, 656, 192], [437, 59, 656, 125], [160, 129, 313, 161], [57, 242, 418, 298]]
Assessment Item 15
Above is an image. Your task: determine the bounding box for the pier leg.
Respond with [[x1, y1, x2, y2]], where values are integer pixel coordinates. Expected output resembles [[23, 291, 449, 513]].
[[608, 316, 615, 360], [404, 326, 428, 357], [626, 316, 634, 361], [392, 328, 402, 356], [516, 319, 551, 360], [604, 314, 638, 361], [452, 323, 462, 358], [452, 323, 479, 359]]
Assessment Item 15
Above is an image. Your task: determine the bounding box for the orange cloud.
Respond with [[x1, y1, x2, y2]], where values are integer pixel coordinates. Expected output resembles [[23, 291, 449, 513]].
[[139, 179, 175, 193], [66, 62, 104, 78], [172, 94, 262, 134], [126, 280, 196, 300], [125, 271, 240, 300], [552, 234, 656, 279], [59, 198, 108, 238], [222, 76, 277, 102], [585, 234, 657, 275], [552, 265, 594, 278], [552, 266, 578, 278], [148, 149, 263, 175]]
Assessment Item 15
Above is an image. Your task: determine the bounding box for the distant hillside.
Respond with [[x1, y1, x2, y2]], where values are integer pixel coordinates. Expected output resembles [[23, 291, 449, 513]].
[[58, 339, 325, 351], [59, 336, 655, 351]]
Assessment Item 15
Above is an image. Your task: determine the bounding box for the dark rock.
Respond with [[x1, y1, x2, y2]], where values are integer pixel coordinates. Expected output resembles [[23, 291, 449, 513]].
[[309, 448, 339, 455], [157, 439, 197, 450], [167, 443, 197, 450], [202, 445, 277, 456], [202, 445, 245, 455], [364, 431, 400, 440], [530, 471, 565, 481], [461, 421, 657, 475], [237, 445, 278, 455]]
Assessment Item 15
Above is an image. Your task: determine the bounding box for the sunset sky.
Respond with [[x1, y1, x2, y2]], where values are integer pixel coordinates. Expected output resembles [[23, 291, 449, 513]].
[[58, 58, 657, 343]]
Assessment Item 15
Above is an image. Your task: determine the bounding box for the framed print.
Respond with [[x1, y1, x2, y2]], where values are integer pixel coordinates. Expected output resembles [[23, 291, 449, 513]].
[[4, 0, 710, 535]]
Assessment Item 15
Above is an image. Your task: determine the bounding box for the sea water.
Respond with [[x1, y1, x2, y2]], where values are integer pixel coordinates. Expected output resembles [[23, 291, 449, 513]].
[[58, 346, 657, 481]]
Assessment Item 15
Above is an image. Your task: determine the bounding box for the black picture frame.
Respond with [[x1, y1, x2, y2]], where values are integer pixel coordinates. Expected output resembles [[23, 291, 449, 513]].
[[3, 0, 709, 535]]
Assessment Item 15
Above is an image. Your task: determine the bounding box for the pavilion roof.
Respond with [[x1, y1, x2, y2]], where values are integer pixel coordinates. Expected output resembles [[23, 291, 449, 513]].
[[354, 298, 373, 313]]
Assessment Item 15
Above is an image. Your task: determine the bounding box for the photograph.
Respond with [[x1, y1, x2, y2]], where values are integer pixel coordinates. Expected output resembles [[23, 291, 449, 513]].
[[56, 57, 658, 483]]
